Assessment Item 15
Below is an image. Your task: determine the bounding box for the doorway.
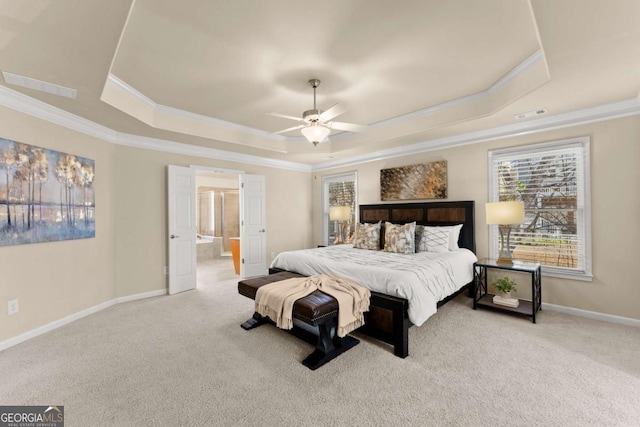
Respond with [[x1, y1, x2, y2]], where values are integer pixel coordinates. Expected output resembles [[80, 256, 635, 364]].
[[168, 165, 266, 294], [195, 169, 241, 286]]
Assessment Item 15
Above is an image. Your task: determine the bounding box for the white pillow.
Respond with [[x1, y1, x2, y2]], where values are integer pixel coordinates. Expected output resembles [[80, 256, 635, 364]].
[[423, 228, 449, 253], [417, 224, 463, 252]]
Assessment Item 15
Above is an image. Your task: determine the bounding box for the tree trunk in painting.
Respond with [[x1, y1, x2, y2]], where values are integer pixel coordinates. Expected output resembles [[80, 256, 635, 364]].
[[4, 166, 10, 226], [59, 185, 64, 224]]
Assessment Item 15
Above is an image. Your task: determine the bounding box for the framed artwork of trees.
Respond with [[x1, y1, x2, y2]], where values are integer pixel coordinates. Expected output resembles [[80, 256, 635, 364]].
[[0, 137, 95, 247]]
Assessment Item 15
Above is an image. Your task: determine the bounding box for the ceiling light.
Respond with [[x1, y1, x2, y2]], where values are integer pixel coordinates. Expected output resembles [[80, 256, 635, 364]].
[[268, 79, 365, 145], [300, 122, 331, 146]]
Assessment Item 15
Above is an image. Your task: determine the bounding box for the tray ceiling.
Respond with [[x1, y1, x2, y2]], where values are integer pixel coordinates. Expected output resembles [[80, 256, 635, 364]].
[[0, 0, 638, 164]]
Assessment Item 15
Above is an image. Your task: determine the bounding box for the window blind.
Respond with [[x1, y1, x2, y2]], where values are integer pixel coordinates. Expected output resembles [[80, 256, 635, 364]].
[[322, 172, 358, 246], [489, 138, 591, 278]]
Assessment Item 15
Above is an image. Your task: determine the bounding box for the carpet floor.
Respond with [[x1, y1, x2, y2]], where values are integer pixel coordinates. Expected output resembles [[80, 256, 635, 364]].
[[1, 278, 639, 426]]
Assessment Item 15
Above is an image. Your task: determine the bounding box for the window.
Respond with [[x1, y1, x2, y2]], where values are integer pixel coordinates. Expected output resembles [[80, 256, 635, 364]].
[[488, 137, 591, 280], [322, 172, 357, 246]]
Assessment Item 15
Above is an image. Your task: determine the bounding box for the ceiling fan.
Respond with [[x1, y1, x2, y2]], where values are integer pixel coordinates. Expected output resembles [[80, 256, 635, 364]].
[[267, 79, 367, 146]]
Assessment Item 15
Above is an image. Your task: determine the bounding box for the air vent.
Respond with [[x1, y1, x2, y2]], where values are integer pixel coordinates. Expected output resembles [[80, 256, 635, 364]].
[[2, 71, 77, 99], [514, 108, 547, 120]]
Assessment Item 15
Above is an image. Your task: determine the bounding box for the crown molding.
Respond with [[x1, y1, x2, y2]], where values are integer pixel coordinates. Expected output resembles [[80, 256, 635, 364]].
[[2, 82, 639, 175], [0, 83, 311, 172], [107, 74, 286, 141], [487, 50, 545, 95], [0, 82, 119, 143], [311, 97, 640, 171], [105, 50, 546, 146], [368, 50, 546, 130], [115, 133, 311, 172]]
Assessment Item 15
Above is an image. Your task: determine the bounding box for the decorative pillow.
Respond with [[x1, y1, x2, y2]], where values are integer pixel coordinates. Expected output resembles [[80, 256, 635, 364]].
[[422, 227, 450, 253], [384, 222, 416, 254], [353, 221, 381, 250], [415, 224, 463, 252]]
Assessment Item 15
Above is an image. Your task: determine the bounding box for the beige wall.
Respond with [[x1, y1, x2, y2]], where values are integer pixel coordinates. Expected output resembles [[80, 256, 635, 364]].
[[1, 102, 637, 344], [114, 146, 313, 298], [1, 108, 313, 343], [312, 115, 640, 320], [0, 106, 117, 341]]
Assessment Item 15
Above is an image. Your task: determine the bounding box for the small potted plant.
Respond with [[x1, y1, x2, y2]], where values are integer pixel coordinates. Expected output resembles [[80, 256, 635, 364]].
[[492, 276, 517, 299]]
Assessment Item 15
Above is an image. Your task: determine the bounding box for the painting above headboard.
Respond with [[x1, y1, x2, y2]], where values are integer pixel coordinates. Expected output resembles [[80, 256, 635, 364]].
[[359, 201, 475, 253]]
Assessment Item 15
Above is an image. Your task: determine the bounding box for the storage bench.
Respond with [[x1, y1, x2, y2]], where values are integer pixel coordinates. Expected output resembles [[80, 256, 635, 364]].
[[238, 271, 359, 370]]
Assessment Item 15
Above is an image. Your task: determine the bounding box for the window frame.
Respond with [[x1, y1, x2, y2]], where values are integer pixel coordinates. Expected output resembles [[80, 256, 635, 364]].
[[322, 171, 358, 246], [487, 137, 592, 281]]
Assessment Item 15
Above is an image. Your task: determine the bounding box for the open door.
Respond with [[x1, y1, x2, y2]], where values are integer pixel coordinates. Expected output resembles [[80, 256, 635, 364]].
[[167, 165, 197, 294], [240, 174, 267, 278]]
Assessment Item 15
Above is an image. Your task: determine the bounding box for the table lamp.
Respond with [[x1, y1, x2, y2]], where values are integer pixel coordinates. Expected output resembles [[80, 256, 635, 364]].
[[329, 206, 351, 244], [486, 201, 524, 264]]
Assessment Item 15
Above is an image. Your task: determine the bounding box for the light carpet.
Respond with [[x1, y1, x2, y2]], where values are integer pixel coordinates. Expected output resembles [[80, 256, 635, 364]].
[[1, 278, 639, 426]]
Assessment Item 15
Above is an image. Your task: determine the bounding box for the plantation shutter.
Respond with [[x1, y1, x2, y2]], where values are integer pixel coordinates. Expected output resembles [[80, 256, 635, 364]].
[[488, 138, 591, 278]]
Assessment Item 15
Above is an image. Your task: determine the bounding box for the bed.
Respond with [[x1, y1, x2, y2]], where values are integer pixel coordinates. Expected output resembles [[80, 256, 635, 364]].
[[270, 200, 476, 358]]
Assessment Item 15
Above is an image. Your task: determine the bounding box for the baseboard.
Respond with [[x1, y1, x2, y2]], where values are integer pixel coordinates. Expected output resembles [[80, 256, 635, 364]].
[[0, 289, 166, 352], [116, 289, 166, 304], [542, 302, 640, 328], [0, 299, 116, 352]]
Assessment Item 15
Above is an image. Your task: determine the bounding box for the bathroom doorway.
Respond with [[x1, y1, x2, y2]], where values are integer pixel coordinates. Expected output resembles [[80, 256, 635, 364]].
[[195, 170, 240, 285]]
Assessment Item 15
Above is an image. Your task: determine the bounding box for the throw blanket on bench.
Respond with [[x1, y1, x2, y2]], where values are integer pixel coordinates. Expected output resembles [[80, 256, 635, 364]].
[[255, 275, 371, 337]]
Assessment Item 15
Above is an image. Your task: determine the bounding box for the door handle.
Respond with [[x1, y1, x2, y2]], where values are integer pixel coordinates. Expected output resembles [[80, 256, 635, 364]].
[[258, 229, 265, 233], [170, 234, 180, 239]]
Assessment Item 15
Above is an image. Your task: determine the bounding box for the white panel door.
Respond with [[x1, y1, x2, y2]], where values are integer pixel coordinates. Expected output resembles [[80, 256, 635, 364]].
[[240, 174, 267, 278], [168, 165, 197, 294]]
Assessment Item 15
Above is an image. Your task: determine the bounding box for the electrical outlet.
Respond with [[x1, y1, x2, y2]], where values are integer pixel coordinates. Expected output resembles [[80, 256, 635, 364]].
[[164, 266, 169, 275], [271, 251, 276, 259], [8, 299, 19, 315]]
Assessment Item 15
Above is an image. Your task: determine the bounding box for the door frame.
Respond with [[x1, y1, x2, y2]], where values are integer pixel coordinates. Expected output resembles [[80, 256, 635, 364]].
[[190, 165, 245, 278]]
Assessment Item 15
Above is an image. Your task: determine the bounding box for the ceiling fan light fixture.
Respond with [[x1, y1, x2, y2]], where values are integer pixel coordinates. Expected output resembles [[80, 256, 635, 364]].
[[267, 78, 364, 143], [301, 123, 330, 146]]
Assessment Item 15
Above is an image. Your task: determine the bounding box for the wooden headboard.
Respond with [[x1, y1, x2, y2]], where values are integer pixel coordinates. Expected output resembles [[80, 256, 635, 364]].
[[359, 200, 475, 253]]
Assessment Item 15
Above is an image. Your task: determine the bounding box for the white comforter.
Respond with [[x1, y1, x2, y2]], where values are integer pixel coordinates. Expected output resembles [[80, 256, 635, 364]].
[[270, 245, 477, 327]]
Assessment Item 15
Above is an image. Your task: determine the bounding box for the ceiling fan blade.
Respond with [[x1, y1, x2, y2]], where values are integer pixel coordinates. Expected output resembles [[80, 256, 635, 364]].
[[319, 104, 346, 122], [329, 121, 367, 133], [272, 124, 306, 135], [266, 112, 304, 122]]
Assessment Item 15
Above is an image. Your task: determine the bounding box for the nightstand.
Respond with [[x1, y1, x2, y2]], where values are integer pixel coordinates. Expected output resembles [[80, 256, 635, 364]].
[[473, 258, 542, 323]]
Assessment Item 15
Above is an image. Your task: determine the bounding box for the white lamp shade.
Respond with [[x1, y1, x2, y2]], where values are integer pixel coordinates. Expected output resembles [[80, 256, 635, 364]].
[[301, 123, 330, 144], [329, 206, 351, 222], [486, 201, 524, 225]]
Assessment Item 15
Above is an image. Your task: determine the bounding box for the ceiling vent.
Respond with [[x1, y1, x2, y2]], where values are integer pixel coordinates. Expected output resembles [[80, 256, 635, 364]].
[[514, 108, 547, 120], [2, 71, 77, 99]]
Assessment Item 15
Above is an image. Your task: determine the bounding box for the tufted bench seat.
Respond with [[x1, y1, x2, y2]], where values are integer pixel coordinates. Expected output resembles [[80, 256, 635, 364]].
[[238, 271, 359, 370]]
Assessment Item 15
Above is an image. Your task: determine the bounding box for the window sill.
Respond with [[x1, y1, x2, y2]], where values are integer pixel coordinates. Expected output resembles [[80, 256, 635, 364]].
[[542, 269, 593, 282]]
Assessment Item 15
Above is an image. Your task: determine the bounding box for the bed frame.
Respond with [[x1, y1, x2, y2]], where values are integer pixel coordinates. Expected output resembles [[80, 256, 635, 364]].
[[272, 200, 475, 358]]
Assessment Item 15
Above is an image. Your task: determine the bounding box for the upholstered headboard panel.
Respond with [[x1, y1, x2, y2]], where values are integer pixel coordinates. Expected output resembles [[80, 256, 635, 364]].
[[359, 201, 475, 252]]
